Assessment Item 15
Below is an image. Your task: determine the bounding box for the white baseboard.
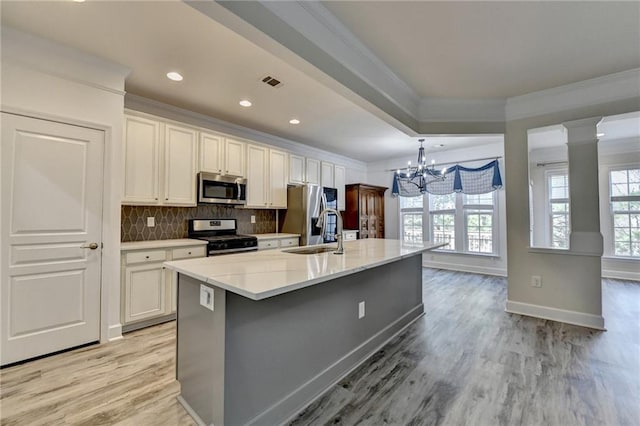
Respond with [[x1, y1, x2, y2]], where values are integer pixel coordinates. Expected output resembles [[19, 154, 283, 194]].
[[423, 260, 507, 277], [107, 324, 123, 341], [506, 300, 605, 330], [602, 269, 640, 282]]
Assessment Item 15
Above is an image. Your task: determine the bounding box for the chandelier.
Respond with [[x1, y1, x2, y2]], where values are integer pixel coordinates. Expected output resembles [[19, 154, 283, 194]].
[[395, 139, 447, 192]]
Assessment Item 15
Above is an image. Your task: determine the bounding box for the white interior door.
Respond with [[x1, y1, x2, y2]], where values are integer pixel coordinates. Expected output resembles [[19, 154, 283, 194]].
[[1, 113, 104, 365]]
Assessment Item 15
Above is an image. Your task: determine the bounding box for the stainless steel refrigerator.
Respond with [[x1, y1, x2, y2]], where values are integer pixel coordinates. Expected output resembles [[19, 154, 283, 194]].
[[279, 184, 338, 246]]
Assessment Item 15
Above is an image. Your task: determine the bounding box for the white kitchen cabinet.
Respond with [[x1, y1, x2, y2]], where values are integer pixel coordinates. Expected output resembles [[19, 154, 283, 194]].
[[270, 149, 288, 208], [123, 113, 197, 206], [200, 133, 246, 177], [289, 154, 305, 184], [124, 262, 166, 324], [164, 124, 197, 205], [306, 158, 321, 185], [334, 164, 346, 210], [246, 144, 288, 208], [120, 240, 206, 332], [225, 138, 246, 177], [122, 115, 160, 204], [321, 161, 335, 189]]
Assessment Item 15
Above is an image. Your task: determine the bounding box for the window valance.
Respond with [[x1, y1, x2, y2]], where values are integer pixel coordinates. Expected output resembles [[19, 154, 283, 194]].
[[392, 160, 502, 197]]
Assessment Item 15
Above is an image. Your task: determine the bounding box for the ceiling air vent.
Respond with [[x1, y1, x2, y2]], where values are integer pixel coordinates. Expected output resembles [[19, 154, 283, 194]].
[[261, 75, 283, 88]]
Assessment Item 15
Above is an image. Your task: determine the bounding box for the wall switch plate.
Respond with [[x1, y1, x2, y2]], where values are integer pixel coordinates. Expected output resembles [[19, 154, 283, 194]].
[[531, 275, 542, 288], [200, 284, 214, 311], [358, 301, 365, 319], [251, 215, 256, 224], [147, 217, 155, 227]]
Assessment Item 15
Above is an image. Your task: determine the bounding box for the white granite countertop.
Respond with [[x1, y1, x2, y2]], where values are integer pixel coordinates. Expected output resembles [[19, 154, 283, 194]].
[[164, 239, 444, 300], [121, 238, 207, 251], [248, 233, 301, 240]]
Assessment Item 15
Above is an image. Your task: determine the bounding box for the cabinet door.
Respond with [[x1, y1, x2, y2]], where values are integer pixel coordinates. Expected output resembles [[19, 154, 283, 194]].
[[123, 115, 160, 204], [200, 132, 223, 173], [225, 138, 246, 177], [124, 263, 166, 324], [164, 124, 197, 206], [334, 165, 346, 210], [321, 161, 335, 188], [246, 144, 269, 207], [289, 154, 305, 184], [306, 158, 321, 185], [270, 149, 288, 208], [167, 268, 176, 314]]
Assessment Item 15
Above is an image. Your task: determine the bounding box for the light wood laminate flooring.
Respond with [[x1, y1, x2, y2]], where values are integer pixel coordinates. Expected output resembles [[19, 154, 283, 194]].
[[1, 270, 638, 425]]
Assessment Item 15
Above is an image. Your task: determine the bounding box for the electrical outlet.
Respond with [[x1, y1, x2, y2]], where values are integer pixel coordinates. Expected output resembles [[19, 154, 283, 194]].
[[146, 217, 155, 227], [531, 275, 542, 288], [200, 285, 214, 311], [358, 301, 365, 319], [251, 215, 256, 224]]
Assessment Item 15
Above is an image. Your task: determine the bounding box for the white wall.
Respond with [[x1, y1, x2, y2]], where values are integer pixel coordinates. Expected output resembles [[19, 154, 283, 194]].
[[367, 142, 508, 276], [1, 27, 130, 341]]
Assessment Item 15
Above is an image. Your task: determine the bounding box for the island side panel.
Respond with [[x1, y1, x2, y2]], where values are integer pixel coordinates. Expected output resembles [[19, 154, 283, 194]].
[[224, 254, 423, 426], [177, 274, 226, 426]]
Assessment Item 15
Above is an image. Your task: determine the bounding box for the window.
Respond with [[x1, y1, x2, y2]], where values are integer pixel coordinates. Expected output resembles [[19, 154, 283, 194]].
[[428, 192, 496, 254], [547, 171, 570, 249], [464, 193, 494, 253], [429, 194, 456, 250], [400, 196, 423, 243], [610, 168, 640, 257]]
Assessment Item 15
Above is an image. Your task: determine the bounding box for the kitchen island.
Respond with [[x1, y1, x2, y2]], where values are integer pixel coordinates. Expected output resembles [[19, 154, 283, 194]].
[[164, 238, 443, 426]]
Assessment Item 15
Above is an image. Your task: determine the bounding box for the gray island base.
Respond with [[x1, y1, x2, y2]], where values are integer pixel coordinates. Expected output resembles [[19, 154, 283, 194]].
[[166, 239, 441, 426]]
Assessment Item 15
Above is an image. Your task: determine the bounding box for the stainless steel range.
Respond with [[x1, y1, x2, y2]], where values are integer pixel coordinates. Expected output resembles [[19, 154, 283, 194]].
[[188, 219, 258, 255]]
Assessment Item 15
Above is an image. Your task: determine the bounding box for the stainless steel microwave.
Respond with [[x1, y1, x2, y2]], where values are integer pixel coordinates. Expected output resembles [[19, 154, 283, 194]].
[[198, 172, 246, 205]]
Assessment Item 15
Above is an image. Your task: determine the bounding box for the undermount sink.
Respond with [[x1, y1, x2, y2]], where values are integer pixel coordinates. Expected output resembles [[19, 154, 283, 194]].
[[283, 246, 337, 255]]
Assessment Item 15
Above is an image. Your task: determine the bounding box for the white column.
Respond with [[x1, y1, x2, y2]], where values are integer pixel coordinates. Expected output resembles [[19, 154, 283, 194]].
[[562, 117, 603, 255]]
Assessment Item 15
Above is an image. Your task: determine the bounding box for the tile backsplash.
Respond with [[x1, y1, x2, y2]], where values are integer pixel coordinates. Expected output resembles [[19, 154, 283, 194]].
[[121, 205, 276, 242]]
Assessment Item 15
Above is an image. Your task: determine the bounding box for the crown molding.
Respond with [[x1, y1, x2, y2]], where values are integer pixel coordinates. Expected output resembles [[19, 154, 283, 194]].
[[506, 69, 640, 121], [124, 93, 367, 170]]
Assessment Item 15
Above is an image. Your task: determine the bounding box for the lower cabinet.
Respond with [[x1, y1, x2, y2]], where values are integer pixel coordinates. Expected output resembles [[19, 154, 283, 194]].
[[121, 241, 206, 332]]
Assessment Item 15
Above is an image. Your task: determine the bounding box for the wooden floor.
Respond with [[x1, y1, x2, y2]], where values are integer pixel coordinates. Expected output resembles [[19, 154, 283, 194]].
[[1, 270, 638, 425]]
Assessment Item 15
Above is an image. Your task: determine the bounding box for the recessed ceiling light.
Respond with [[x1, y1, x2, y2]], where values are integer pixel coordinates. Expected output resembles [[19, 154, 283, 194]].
[[166, 72, 183, 82], [289, 119, 300, 125], [438, 144, 445, 147], [597, 132, 605, 137], [73, 0, 85, 2], [239, 100, 252, 107]]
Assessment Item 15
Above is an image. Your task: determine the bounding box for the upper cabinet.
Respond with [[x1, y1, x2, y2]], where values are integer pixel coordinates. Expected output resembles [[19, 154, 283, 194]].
[[164, 124, 197, 205], [289, 154, 305, 184], [306, 158, 321, 185], [123, 114, 197, 206], [246, 144, 288, 209], [334, 165, 346, 211], [200, 132, 245, 177], [321, 161, 335, 189]]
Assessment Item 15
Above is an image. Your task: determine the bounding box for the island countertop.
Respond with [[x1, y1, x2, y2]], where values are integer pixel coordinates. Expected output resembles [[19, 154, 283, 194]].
[[164, 239, 443, 300]]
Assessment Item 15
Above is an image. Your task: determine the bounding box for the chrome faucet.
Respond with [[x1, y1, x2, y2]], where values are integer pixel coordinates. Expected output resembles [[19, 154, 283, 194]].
[[316, 208, 344, 255]]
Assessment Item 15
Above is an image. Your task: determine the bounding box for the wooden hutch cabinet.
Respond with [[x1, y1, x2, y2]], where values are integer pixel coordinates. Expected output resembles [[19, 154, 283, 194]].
[[344, 184, 387, 239]]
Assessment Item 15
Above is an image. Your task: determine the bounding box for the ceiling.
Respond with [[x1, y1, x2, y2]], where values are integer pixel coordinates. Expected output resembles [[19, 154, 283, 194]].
[[2, 1, 639, 163], [322, 1, 640, 99]]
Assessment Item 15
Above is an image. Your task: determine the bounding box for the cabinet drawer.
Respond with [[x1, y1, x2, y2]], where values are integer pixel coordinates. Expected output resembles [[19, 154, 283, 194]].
[[258, 240, 278, 250], [343, 231, 358, 241], [172, 246, 206, 260], [279, 238, 299, 248], [126, 250, 166, 265]]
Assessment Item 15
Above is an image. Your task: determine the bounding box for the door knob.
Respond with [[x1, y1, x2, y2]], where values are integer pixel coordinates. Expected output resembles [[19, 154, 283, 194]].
[[81, 242, 99, 250]]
